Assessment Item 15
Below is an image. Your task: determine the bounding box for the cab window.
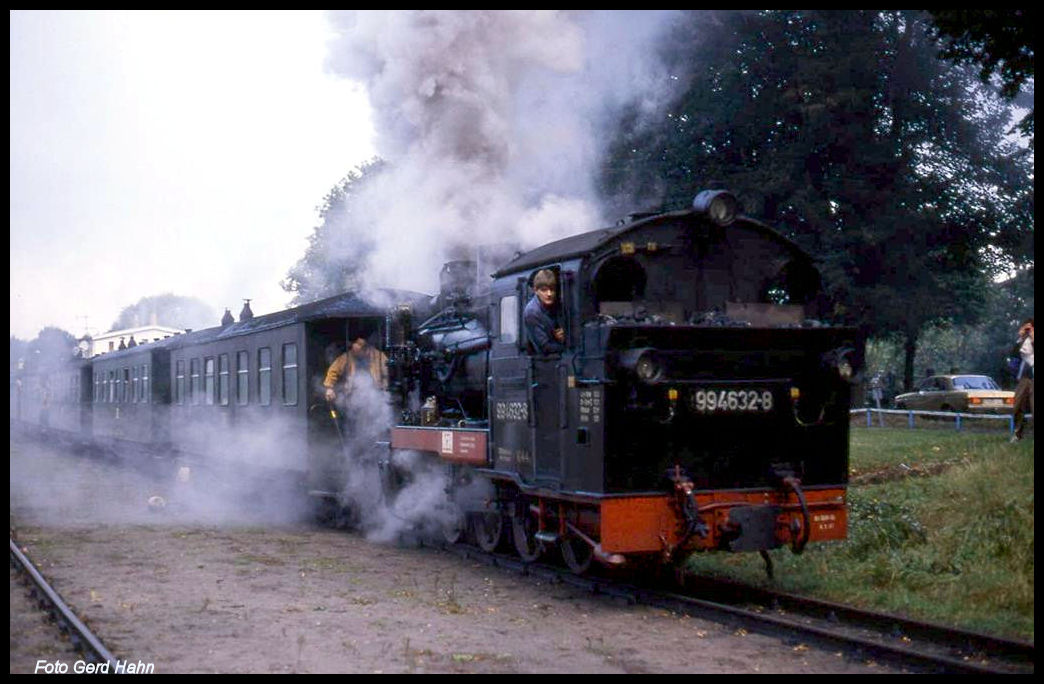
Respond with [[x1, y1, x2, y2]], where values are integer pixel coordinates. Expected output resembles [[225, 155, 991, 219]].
[[499, 295, 519, 344]]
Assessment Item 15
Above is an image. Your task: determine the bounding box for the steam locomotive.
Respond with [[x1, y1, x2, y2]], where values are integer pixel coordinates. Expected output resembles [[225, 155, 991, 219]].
[[11, 189, 863, 574]]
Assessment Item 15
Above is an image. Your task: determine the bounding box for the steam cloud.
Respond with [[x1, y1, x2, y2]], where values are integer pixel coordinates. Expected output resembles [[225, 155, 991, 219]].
[[323, 9, 679, 294]]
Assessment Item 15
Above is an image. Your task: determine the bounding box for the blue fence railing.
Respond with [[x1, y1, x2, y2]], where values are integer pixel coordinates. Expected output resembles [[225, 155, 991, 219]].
[[850, 408, 1032, 433]]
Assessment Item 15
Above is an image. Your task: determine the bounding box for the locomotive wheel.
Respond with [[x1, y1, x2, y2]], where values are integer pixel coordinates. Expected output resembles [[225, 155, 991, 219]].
[[441, 504, 466, 545], [511, 513, 544, 562], [472, 512, 504, 552], [560, 536, 594, 575]]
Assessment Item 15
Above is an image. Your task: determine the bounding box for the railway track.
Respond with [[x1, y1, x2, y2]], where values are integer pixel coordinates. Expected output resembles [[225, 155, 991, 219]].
[[10, 536, 118, 670], [440, 540, 1034, 675]]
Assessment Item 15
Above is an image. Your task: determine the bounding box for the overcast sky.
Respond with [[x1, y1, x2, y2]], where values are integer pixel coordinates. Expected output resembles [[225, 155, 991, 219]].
[[10, 10, 377, 340]]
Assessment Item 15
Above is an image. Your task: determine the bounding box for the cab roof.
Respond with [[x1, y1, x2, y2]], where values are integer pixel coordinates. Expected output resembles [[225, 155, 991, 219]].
[[492, 209, 806, 279]]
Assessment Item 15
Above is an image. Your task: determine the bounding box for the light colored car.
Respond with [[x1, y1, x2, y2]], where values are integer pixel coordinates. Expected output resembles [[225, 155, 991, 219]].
[[893, 374, 1014, 414]]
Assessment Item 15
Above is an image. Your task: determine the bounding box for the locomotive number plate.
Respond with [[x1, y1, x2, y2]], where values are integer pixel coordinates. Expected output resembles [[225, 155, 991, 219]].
[[690, 388, 775, 413]]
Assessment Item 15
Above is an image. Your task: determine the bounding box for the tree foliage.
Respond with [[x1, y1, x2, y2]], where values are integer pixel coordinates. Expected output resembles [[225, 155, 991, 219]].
[[282, 159, 386, 306], [16, 327, 78, 373], [600, 10, 1033, 390], [864, 267, 1034, 400], [10, 335, 30, 375], [926, 9, 1034, 143], [111, 294, 217, 332]]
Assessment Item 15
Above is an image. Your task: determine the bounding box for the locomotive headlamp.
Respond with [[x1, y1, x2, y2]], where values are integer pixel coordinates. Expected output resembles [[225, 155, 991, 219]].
[[635, 354, 663, 383], [619, 348, 664, 384], [692, 190, 739, 226], [822, 347, 858, 383]]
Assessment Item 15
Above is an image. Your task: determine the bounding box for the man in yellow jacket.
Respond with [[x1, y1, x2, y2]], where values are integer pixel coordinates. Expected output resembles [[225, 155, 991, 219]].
[[323, 335, 388, 402]]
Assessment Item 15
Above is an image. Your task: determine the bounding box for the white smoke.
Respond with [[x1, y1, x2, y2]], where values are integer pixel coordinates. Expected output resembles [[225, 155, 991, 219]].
[[332, 376, 467, 544], [323, 10, 679, 293]]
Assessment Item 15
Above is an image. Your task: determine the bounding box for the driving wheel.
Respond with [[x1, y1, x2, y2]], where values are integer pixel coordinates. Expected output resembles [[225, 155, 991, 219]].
[[560, 536, 594, 574], [472, 511, 504, 552], [511, 512, 544, 562], [441, 503, 466, 545]]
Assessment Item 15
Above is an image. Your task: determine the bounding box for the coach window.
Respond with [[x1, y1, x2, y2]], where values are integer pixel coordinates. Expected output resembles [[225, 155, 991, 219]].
[[123, 368, 130, 402], [218, 354, 230, 406], [175, 360, 185, 405], [131, 367, 139, 403], [236, 351, 249, 405], [282, 343, 298, 406], [258, 347, 272, 406], [204, 357, 216, 405], [141, 364, 149, 403], [499, 295, 519, 344], [190, 359, 202, 405]]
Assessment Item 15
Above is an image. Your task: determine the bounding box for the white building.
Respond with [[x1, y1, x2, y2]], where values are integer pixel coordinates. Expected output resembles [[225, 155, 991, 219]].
[[80, 324, 184, 357]]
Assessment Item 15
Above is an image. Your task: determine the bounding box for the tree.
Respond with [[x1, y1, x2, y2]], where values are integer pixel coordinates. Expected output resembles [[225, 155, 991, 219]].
[[863, 267, 1034, 396], [926, 10, 1034, 144], [601, 10, 1032, 390], [282, 159, 386, 306], [24, 327, 77, 372], [111, 294, 217, 332], [10, 335, 29, 376]]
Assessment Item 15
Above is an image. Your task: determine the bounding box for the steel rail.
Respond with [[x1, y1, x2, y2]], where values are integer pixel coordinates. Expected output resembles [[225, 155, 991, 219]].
[[639, 585, 1033, 675], [678, 575, 1034, 669], [441, 540, 1033, 675], [10, 537, 118, 667]]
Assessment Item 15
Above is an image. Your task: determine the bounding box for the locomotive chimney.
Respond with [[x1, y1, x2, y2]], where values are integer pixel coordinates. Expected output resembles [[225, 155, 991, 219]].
[[439, 260, 477, 308]]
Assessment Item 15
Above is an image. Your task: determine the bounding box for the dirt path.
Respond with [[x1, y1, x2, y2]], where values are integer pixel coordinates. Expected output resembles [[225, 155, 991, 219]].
[[10, 438, 898, 674]]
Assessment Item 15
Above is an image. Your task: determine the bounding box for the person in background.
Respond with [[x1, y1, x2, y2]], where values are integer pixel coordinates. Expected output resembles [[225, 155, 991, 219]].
[[524, 269, 565, 355], [1011, 317, 1034, 443]]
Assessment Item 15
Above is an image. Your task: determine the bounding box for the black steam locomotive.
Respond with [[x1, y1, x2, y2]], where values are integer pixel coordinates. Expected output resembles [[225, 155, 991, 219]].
[[11, 189, 863, 574]]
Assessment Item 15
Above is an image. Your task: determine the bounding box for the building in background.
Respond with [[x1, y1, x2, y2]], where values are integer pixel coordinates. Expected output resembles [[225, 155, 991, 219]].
[[79, 324, 184, 358]]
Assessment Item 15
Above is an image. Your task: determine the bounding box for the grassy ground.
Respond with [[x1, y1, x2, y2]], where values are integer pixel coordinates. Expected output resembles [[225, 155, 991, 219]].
[[685, 428, 1034, 642]]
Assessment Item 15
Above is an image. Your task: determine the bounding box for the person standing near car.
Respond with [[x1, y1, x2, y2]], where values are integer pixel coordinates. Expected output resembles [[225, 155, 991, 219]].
[[1011, 318, 1034, 443]]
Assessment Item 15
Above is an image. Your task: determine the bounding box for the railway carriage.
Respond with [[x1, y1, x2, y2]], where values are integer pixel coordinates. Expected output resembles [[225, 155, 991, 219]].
[[12, 356, 92, 441], [89, 340, 174, 455], [159, 290, 430, 492]]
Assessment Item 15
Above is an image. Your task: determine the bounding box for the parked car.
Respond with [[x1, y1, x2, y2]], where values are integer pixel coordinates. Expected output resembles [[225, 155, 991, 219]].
[[893, 374, 1015, 414]]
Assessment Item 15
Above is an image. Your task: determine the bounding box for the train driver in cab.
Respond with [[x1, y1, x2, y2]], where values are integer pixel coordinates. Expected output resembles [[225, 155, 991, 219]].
[[524, 268, 565, 355]]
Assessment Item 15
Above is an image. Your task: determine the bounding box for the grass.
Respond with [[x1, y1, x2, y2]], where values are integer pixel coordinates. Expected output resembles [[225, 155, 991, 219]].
[[685, 429, 1034, 642]]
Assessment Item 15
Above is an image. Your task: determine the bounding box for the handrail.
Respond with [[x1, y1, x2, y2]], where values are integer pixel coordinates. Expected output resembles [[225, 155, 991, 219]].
[[850, 407, 1031, 433]]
